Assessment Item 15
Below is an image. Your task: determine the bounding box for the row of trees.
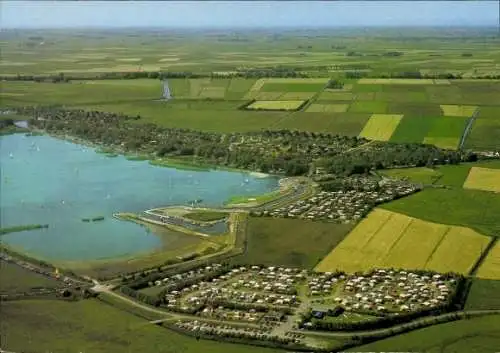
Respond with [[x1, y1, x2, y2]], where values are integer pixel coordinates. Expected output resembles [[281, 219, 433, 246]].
[[1, 67, 308, 82]]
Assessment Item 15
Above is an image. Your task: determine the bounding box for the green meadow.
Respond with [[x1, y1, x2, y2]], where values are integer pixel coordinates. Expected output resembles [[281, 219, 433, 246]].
[[0, 299, 284, 353], [352, 314, 500, 353]]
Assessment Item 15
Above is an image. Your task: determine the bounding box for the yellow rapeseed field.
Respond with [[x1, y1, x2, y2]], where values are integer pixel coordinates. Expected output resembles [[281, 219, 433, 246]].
[[463, 167, 500, 193], [440, 105, 478, 117], [359, 114, 403, 141], [247, 100, 304, 110], [382, 219, 448, 270], [425, 227, 491, 274], [315, 209, 490, 275], [476, 242, 500, 280]]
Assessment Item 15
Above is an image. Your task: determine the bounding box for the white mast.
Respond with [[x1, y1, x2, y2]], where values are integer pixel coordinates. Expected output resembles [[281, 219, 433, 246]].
[[163, 80, 172, 100]]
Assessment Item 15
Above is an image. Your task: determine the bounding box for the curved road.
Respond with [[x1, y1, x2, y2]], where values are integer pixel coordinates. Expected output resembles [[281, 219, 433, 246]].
[[92, 282, 500, 341]]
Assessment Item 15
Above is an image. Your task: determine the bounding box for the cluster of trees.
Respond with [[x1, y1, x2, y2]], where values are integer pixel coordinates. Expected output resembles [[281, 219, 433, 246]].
[[345, 71, 369, 79], [119, 286, 161, 307], [326, 79, 344, 89], [0, 118, 15, 130], [382, 51, 404, 57], [319, 141, 476, 176]]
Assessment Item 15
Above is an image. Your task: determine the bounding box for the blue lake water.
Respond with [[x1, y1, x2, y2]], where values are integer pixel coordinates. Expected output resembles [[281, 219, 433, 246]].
[[0, 134, 279, 261]]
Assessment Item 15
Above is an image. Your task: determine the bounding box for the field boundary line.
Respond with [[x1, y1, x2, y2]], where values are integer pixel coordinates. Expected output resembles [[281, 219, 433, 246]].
[[380, 218, 415, 265], [458, 108, 480, 150], [422, 226, 452, 269], [362, 212, 396, 249], [469, 237, 497, 277]]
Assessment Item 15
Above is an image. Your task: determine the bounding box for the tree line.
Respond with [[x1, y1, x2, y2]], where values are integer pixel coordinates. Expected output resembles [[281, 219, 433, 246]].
[[14, 106, 480, 178]]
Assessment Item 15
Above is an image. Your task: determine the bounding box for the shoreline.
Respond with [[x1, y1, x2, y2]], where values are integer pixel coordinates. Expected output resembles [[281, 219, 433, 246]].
[[13, 127, 279, 178], [0, 129, 287, 275]]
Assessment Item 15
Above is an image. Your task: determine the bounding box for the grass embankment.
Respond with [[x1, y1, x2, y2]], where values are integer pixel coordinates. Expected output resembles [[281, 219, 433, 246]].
[[183, 211, 229, 222], [0, 299, 285, 353], [0, 260, 60, 292], [0, 224, 49, 236], [230, 217, 353, 269], [351, 314, 500, 353]]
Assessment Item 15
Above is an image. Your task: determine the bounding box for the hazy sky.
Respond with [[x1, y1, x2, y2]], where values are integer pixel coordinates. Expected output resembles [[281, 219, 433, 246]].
[[1, 1, 498, 29]]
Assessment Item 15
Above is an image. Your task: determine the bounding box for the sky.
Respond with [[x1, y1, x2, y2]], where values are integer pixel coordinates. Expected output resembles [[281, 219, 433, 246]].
[[1, 1, 498, 29]]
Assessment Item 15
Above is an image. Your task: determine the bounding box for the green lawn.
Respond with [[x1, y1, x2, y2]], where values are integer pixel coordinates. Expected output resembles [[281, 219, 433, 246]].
[[390, 116, 437, 143], [465, 117, 500, 151], [352, 315, 500, 353], [380, 167, 442, 184], [184, 211, 229, 222], [0, 299, 284, 353], [348, 101, 388, 114], [230, 217, 353, 269], [426, 116, 469, 139], [465, 279, 500, 311], [0, 260, 61, 292]]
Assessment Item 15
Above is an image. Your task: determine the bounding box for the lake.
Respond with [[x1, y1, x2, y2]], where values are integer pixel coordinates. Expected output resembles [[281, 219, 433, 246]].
[[0, 134, 279, 261]]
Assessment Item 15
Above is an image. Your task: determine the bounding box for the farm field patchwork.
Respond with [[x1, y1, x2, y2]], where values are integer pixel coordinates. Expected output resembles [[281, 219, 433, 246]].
[[463, 167, 500, 193], [358, 114, 403, 141], [423, 116, 469, 150], [246, 100, 305, 111], [274, 112, 370, 135], [440, 104, 477, 117], [315, 209, 490, 274], [2, 78, 500, 150], [317, 91, 354, 101], [476, 241, 500, 280], [389, 116, 437, 143], [380, 188, 500, 238], [382, 161, 500, 188], [465, 118, 500, 151], [349, 101, 388, 114]]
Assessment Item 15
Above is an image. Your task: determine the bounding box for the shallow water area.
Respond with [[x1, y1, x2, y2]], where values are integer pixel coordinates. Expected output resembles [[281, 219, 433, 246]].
[[0, 134, 279, 261]]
